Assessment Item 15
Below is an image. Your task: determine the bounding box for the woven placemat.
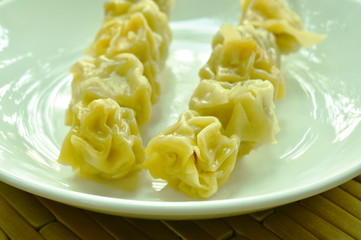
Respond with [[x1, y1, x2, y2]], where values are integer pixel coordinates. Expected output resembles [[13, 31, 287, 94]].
[[0, 175, 360, 240]]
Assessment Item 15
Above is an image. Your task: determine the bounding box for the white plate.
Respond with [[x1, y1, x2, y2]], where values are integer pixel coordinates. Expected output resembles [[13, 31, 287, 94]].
[[1, 0, 361, 220]]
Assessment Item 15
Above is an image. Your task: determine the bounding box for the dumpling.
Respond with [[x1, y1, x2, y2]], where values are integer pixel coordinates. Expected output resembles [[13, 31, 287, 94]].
[[200, 24, 285, 100], [104, 0, 172, 68], [65, 53, 152, 126], [59, 99, 144, 179], [240, 0, 326, 54], [213, 24, 280, 67], [85, 13, 162, 103], [144, 110, 240, 198], [105, 0, 174, 17], [189, 79, 279, 157]]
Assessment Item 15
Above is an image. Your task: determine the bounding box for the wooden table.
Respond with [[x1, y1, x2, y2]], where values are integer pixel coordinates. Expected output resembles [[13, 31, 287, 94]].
[[1, 175, 361, 240]]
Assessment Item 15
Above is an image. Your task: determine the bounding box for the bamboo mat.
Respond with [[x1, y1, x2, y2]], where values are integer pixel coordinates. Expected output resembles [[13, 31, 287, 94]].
[[0, 175, 360, 240]]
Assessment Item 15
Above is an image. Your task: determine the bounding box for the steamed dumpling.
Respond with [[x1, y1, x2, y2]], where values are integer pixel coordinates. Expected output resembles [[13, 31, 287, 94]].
[[65, 53, 152, 126], [144, 110, 240, 198], [200, 24, 285, 100], [104, 0, 172, 68], [189, 79, 279, 156], [213, 24, 281, 67], [105, 0, 174, 17], [85, 13, 162, 103], [59, 99, 144, 179], [240, 0, 326, 54]]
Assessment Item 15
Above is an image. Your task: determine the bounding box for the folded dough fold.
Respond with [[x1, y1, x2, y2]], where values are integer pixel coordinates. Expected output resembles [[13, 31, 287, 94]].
[[144, 110, 240, 198], [86, 13, 162, 103], [200, 24, 285, 100], [104, 0, 172, 68], [65, 53, 152, 126], [189, 79, 279, 157], [240, 0, 326, 54], [59, 99, 144, 179], [213, 24, 281, 67]]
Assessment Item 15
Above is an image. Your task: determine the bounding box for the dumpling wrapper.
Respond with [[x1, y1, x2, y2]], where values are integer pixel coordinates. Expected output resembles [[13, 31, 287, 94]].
[[213, 23, 281, 67], [240, 0, 326, 54], [85, 13, 162, 103], [189, 79, 279, 157], [59, 99, 144, 179], [144, 110, 240, 198], [104, 0, 172, 68], [200, 24, 285, 100], [65, 53, 152, 126], [105, 0, 175, 17]]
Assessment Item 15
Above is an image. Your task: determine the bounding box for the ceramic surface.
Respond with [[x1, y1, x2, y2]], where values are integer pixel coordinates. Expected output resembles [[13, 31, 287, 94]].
[[0, 0, 360, 219]]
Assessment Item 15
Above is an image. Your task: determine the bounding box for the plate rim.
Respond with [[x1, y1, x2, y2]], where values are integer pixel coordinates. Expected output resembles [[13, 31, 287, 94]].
[[1, 0, 361, 220], [1, 161, 360, 219]]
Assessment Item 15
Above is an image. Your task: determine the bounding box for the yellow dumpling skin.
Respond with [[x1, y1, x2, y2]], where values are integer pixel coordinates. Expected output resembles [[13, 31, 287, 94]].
[[59, 99, 144, 179], [189, 79, 279, 157], [65, 53, 152, 126], [213, 24, 281, 67], [104, 0, 172, 68], [86, 13, 162, 103], [200, 24, 285, 100], [144, 110, 240, 198], [105, 0, 175, 17], [240, 0, 326, 54]]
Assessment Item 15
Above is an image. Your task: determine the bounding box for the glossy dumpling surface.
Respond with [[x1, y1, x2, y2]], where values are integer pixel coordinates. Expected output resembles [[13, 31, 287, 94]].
[[240, 0, 326, 54], [189, 79, 279, 156], [144, 110, 240, 198], [213, 23, 281, 67], [65, 53, 152, 126], [59, 99, 144, 179], [200, 24, 285, 100], [85, 13, 162, 102], [104, 0, 172, 68]]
